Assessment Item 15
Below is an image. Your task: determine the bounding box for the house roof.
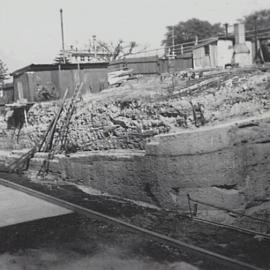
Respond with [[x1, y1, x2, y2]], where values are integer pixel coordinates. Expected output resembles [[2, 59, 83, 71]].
[[11, 62, 109, 77], [193, 37, 219, 50]]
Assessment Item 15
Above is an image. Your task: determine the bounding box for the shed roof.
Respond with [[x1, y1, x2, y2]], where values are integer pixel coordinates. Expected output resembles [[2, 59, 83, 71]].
[[110, 56, 159, 65], [11, 62, 109, 77], [193, 38, 219, 50]]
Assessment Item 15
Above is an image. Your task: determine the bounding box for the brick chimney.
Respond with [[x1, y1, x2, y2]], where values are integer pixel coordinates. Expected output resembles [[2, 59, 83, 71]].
[[232, 22, 252, 66], [234, 23, 246, 44]]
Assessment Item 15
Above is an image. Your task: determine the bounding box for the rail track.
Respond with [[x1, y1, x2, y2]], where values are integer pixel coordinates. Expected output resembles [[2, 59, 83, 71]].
[[0, 176, 267, 270]]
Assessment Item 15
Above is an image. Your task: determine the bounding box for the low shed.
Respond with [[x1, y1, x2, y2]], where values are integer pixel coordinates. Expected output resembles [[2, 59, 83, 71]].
[[11, 63, 109, 102], [109, 56, 160, 75], [0, 83, 14, 105], [193, 38, 234, 69]]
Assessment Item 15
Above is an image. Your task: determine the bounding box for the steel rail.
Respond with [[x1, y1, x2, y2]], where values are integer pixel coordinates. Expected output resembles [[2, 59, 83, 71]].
[[0, 177, 264, 270]]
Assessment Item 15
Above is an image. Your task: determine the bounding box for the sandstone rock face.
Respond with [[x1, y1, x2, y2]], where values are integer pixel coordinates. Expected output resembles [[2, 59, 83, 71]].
[[2, 70, 270, 152], [0, 149, 30, 167], [3, 71, 270, 230], [143, 114, 270, 213], [26, 114, 270, 229]]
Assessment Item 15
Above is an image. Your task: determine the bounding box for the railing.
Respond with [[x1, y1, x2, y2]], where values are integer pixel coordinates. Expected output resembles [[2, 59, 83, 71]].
[[187, 194, 270, 240]]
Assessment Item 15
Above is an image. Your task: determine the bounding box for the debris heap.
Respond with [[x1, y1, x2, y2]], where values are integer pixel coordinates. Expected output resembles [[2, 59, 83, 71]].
[[3, 68, 270, 152]]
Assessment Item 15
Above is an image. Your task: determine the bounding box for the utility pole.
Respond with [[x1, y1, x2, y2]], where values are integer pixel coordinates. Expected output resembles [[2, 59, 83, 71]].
[[195, 35, 198, 45], [92, 35, 97, 60], [60, 9, 66, 64], [254, 15, 258, 63], [171, 25, 175, 58]]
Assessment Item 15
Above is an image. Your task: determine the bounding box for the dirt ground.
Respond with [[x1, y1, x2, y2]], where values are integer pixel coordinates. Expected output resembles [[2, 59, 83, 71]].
[[1, 68, 270, 269], [0, 173, 269, 270]]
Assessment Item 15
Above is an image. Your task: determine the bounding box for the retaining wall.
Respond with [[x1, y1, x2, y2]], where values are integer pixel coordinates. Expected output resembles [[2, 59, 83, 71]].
[[26, 113, 270, 222]]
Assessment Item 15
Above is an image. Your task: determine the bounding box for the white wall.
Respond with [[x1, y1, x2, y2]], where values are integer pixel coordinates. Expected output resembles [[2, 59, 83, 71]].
[[193, 46, 211, 69], [217, 40, 234, 68]]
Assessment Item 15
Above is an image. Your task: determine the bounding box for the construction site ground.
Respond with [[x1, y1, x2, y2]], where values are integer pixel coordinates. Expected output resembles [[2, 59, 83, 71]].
[[1, 67, 270, 269], [0, 172, 269, 270], [2, 67, 270, 152]]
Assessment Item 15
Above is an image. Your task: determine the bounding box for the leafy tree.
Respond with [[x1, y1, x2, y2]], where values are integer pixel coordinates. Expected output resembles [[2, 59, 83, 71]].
[[162, 18, 223, 54], [0, 59, 8, 85], [243, 9, 270, 62], [244, 9, 270, 31], [97, 40, 146, 61], [54, 40, 145, 63]]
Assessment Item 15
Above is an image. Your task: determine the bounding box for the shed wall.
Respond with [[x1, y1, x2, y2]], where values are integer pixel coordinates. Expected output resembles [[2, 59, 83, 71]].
[[216, 40, 234, 67], [109, 56, 193, 75], [13, 67, 108, 102], [193, 46, 211, 69], [0, 88, 14, 105]]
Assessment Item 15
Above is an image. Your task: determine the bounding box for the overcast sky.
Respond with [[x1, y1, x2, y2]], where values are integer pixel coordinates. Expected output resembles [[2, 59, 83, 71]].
[[0, 0, 269, 71]]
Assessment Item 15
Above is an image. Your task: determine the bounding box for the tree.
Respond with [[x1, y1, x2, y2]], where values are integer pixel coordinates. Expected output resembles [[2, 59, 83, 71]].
[[97, 39, 147, 61], [162, 18, 223, 54], [0, 59, 8, 85], [244, 9, 270, 31], [243, 9, 270, 62]]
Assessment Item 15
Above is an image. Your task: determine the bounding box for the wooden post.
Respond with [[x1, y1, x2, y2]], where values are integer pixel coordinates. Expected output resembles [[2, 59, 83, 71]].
[[24, 108, 28, 127], [195, 35, 198, 45], [180, 45, 184, 55]]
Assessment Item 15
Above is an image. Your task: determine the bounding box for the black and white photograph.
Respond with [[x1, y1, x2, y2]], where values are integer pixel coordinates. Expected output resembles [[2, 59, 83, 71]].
[[0, 0, 270, 269]]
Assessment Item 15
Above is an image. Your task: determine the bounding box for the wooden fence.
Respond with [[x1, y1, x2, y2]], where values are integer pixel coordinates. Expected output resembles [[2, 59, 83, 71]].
[[108, 54, 193, 75]]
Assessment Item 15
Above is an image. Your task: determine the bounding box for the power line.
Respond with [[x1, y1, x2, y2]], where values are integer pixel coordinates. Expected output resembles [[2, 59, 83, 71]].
[[129, 37, 217, 56], [128, 26, 270, 57]]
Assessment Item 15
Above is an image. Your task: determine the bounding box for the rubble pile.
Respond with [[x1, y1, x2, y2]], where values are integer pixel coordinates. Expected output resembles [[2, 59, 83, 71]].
[[4, 68, 270, 152], [26, 99, 190, 151], [166, 70, 270, 124]]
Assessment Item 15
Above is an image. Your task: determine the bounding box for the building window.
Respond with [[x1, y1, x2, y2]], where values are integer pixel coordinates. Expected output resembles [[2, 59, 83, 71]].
[[204, 45, 210, 56], [81, 56, 85, 62], [88, 56, 91, 62]]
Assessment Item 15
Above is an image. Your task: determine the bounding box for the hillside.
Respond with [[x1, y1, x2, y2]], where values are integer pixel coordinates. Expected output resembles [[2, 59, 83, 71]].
[[2, 68, 270, 152]]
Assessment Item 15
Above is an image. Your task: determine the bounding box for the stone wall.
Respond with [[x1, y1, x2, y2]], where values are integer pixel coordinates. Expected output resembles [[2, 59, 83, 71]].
[[26, 113, 270, 227]]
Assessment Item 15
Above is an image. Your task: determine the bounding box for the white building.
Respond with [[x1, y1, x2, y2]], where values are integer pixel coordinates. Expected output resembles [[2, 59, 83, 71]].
[[59, 36, 112, 64], [192, 23, 253, 69]]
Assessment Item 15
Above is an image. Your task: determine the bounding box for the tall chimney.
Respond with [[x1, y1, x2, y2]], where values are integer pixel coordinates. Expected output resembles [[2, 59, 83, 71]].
[[224, 23, 229, 38], [60, 9, 66, 63], [234, 23, 246, 44]]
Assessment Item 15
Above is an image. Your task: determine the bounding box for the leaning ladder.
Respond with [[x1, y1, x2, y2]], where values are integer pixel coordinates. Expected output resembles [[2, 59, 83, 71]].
[[37, 83, 83, 178]]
